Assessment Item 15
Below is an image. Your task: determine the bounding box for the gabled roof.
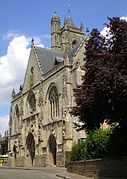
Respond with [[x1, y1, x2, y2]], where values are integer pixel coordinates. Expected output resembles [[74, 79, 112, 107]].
[[34, 40, 84, 74], [35, 47, 64, 74]]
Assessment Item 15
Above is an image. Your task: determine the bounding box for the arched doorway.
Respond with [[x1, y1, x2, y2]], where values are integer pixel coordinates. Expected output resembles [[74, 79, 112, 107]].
[[26, 132, 35, 165], [48, 134, 57, 165]]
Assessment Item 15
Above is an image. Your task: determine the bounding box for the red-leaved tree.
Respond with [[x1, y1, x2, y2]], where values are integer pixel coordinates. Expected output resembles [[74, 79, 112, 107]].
[[72, 17, 127, 132]]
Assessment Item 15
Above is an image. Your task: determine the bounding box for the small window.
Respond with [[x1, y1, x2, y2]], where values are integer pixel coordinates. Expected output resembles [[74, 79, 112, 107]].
[[72, 39, 77, 47]]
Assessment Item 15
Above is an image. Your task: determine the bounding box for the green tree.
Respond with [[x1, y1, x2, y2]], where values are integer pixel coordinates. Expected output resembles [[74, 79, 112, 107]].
[[70, 141, 86, 161]]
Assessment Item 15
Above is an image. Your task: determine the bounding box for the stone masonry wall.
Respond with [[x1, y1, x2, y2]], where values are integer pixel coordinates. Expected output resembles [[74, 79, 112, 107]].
[[67, 157, 127, 178]]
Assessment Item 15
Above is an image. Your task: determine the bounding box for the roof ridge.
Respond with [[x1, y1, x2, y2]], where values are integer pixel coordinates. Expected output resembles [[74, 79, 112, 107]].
[[35, 46, 64, 53]]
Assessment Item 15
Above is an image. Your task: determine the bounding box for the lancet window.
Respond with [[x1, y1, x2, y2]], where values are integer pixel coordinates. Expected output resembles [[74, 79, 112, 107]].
[[49, 86, 59, 118], [15, 105, 19, 133]]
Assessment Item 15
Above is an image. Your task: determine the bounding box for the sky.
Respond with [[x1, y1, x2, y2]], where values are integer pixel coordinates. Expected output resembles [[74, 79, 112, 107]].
[[0, 0, 127, 135]]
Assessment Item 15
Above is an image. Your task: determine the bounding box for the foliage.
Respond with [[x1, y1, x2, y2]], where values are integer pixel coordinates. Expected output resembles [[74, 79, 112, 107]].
[[70, 141, 86, 161], [85, 128, 111, 159], [70, 128, 111, 161], [72, 17, 127, 132]]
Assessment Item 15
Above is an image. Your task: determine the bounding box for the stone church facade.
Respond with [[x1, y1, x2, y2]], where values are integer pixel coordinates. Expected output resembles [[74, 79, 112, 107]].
[[8, 13, 88, 167]]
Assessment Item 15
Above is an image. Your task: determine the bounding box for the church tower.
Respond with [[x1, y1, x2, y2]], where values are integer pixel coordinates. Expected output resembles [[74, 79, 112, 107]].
[[51, 13, 85, 52], [51, 12, 61, 51]]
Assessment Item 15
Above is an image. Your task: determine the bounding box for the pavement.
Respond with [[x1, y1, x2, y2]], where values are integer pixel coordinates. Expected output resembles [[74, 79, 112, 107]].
[[0, 166, 93, 179]]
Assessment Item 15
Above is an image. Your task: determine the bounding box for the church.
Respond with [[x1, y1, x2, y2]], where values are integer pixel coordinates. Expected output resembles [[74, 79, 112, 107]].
[[8, 13, 88, 167]]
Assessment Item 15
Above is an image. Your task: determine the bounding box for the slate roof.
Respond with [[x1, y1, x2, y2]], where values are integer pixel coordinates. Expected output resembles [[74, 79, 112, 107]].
[[35, 41, 82, 74], [35, 47, 64, 74]]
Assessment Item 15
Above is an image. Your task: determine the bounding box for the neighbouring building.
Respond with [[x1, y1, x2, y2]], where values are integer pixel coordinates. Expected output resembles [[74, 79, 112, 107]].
[[0, 131, 8, 155], [8, 13, 88, 167]]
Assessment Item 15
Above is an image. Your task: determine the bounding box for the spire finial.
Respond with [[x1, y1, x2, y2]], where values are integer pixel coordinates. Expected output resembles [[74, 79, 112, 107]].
[[31, 38, 35, 48], [31, 38, 34, 45], [68, 3, 71, 17], [86, 28, 90, 35], [12, 88, 15, 97], [80, 22, 84, 32]]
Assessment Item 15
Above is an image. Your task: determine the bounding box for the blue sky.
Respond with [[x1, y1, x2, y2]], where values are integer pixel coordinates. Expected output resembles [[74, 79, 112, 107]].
[[0, 0, 127, 135]]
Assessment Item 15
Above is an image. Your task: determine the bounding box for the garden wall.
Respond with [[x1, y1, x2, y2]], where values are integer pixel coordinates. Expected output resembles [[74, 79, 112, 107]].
[[67, 157, 127, 178]]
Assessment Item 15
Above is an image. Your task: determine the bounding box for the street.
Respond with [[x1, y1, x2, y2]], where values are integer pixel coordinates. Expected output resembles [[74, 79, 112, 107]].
[[0, 168, 65, 179], [0, 167, 93, 179]]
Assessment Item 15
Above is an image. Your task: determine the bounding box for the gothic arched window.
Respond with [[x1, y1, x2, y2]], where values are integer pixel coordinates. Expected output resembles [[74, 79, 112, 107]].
[[49, 86, 59, 118], [15, 105, 19, 133], [27, 91, 36, 112], [15, 105, 19, 119]]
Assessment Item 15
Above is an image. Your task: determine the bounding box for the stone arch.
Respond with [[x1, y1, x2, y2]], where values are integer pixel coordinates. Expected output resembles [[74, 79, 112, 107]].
[[46, 83, 59, 118], [45, 82, 58, 100], [26, 132, 35, 165], [48, 134, 57, 165]]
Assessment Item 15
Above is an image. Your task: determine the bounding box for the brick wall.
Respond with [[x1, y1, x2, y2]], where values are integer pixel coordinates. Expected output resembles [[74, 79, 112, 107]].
[[67, 157, 127, 178]]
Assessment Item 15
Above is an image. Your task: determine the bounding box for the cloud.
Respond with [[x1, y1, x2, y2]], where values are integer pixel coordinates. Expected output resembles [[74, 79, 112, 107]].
[[0, 34, 44, 106], [0, 34, 44, 134], [101, 26, 110, 38], [0, 35, 30, 106], [42, 34, 51, 40], [3, 31, 19, 39], [101, 16, 127, 38], [120, 16, 127, 21], [2, 30, 43, 45], [0, 115, 9, 136]]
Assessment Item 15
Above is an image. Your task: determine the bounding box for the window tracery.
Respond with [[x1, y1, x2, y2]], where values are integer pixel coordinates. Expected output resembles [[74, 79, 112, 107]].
[[49, 86, 59, 118]]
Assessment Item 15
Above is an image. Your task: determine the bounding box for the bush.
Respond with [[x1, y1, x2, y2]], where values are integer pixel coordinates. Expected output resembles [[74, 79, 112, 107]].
[[70, 141, 86, 161], [85, 128, 111, 159], [70, 128, 111, 161]]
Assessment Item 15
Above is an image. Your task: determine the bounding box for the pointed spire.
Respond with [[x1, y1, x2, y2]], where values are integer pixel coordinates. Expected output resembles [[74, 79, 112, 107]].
[[64, 17, 67, 25], [54, 11, 57, 16], [31, 38, 34, 47], [19, 84, 23, 91], [80, 22, 84, 32], [12, 88, 15, 97], [68, 3, 71, 17]]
